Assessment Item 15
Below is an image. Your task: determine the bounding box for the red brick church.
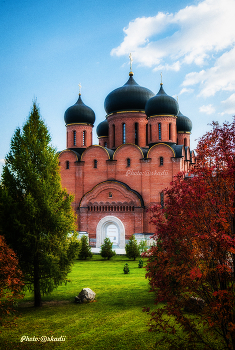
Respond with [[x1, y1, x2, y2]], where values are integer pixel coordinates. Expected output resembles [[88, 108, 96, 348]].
[[59, 67, 195, 253]]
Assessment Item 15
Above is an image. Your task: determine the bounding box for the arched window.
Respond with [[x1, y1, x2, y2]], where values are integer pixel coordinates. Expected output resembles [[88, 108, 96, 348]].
[[66, 161, 69, 169], [104, 142, 107, 147], [127, 158, 131, 167], [169, 123, 172, 140], [160, 157, 164, 166], [158, 123, 161, 140], [160, 192, 164, 208], [146, 124, 148, 145], [73, 130, 76, 146], [135, 122, 138, 145], [184, 138, 187, 147], [112, 124, 115, 148], [122, 123, 126, 144], [83, 130, 86, 146], [150, 124, 152, 141], [94, 159, 97, 168]]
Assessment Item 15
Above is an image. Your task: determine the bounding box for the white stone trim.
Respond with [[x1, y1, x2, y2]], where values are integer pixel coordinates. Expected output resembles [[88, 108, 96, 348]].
[[91, 248, 126, 255], [96, 216, 125, 249]]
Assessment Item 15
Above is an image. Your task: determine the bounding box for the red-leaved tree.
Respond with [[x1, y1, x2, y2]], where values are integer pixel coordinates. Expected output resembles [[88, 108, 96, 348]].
[[0, 235, 24, 325], [144, 120, 235, 349]]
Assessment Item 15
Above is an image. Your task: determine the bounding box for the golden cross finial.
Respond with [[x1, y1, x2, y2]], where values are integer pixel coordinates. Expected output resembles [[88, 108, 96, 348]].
[[160, 72, 163, 85], [78, 83, 82, 95], [129, 53, 133, 72]]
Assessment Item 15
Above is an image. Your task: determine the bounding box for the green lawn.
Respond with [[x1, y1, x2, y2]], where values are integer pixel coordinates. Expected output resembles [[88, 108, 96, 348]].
[[0, 255, 162, 350]]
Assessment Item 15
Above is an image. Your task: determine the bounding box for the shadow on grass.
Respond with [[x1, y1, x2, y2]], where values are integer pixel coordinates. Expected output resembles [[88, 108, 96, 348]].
[[1, 257, 162, 350]]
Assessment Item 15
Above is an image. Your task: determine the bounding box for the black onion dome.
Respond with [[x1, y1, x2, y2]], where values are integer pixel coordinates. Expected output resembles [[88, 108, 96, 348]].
[[64, 94, 95, 125], [96, 120, 109, 138], [104, 73, 155, 115], [145, 84, 179, 118], [176, 111, 192, 133]]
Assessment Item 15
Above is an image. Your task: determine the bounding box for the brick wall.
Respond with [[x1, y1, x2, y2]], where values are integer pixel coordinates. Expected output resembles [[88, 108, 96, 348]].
[[67, 124, 93, 148], [98, 136, 109, 147], [59, 113, 192, 245], [107, 112, 148, 148], [177, 132, 191, 148], [148, 116, 177, 144]]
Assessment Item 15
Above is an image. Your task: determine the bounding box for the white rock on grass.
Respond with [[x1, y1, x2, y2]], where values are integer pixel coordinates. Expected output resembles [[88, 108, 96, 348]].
[[75, 288, 96, 304]]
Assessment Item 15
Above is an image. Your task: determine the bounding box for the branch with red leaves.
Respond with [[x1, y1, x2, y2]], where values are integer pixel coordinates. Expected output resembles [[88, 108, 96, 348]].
[[144, 118, 235, 349], [0, 235, 24, 326]]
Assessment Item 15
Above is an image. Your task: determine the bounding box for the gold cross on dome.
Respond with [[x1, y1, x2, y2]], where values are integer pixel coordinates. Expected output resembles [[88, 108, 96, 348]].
[[129, 53, 133, 72], [78, 83, 82, 95], [160, 72, 163, 85]]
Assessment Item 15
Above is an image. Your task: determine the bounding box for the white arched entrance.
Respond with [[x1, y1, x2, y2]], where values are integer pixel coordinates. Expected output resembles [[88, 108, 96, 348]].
[[96, 216, 125, 249], [106, 224, 119, 245]]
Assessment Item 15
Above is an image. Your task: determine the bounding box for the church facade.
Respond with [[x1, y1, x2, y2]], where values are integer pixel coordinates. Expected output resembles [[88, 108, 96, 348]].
[[59, 69, 195, 253]]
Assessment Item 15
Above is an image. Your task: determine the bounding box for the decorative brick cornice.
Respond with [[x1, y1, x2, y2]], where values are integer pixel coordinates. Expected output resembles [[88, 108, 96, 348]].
[[148, 115, 177, 122]]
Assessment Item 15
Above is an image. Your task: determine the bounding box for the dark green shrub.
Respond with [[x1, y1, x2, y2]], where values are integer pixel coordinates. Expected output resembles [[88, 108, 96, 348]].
[[123, 263, 130, 274], [78, 235, 92, 260], [138, 258, 144, 268], [100, 238, 116, 260], [125, 235, 140, 260]]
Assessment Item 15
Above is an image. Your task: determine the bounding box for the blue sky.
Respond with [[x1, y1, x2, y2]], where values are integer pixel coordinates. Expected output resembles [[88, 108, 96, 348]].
[[1, 0, 235, 173]]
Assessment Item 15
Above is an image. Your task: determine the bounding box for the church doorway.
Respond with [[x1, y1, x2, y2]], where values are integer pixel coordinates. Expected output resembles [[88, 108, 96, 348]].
[[106, 224, 119, 246], [96, 216, 125, 249]]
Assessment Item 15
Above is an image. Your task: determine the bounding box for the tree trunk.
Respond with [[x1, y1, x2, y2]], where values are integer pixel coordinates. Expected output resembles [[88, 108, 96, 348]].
[[34, 253, 42, 307]]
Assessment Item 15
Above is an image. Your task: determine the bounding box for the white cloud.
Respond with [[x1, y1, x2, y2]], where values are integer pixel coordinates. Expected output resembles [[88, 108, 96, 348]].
[[0, 159, 5, 165], [182, 70, 206, 87], [179, 87, 194, 95], [111, 0, 235, 101], [199, 104, 215, 115], [153, 61, 181, 72], [221, 93, 235, 115], [182, 47, 235, 97], [111, 0, 235, 70], [111, 12, 173, 67]]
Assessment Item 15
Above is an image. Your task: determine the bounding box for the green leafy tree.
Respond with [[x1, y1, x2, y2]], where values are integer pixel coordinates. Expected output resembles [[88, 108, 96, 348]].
[[0, 102, 78, 307], [138, 239, 148, 253], [78, 235, 92, 260], [125, 235, 140, 261], [100, 237, 116, 260]]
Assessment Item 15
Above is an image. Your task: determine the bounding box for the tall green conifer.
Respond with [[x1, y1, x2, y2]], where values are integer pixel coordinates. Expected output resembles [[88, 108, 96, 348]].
[[125, 235, 140, 260], [100, 237, 116, 260], [78, 235, 92, 260], [0, 102, 78, 307]]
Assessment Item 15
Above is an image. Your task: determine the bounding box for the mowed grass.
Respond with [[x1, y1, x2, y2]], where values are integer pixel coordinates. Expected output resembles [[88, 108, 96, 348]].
[[0, 255, 161, 350]]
